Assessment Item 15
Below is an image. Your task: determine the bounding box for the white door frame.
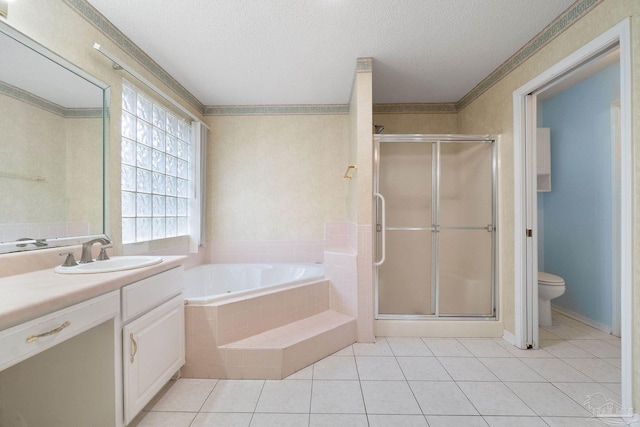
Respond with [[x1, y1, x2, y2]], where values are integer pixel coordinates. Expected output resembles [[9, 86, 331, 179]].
[[513, 18, 632, 411], [611, 100, 622, 338]]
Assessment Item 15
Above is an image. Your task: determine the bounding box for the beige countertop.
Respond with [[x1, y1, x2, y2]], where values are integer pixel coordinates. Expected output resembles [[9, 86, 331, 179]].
[[0, 256, 187, 331]]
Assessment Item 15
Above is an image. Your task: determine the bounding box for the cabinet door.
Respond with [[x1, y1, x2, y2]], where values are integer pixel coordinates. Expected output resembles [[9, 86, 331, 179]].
[[123, 294, 184, 424]]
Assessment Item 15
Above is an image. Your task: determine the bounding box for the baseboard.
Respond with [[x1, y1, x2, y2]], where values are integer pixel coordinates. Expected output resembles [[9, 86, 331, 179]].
[[374, 319, 503, 337], [502, 329, 517, 346], [551, 304, 611, 334]]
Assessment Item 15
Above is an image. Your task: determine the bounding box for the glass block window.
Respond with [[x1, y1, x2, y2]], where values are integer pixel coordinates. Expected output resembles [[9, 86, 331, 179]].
[[121, 82, 192, 244]]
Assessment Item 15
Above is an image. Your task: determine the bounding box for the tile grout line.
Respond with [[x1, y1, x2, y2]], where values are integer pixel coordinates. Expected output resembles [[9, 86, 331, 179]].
[[390, 340, 430, 424], [456, 337, 541, 421], [307, 361, 315, 426], [139, 318, 622, 426], [194, 379, 220, 417]]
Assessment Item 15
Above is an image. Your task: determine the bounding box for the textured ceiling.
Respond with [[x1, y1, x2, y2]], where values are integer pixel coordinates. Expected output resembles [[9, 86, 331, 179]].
[[86, 0, 575, 106]]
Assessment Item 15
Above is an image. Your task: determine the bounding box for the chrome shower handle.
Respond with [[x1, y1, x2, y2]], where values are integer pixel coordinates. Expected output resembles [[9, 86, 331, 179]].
[[374, 192, 386, 267]]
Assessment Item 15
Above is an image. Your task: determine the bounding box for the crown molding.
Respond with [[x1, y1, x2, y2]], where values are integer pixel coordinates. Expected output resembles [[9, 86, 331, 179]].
[[65, 0, 600, 116], [456, 0, 603, 110], [204, 104, 349, 116], [62, 0, 204, 113], [0, 81, 102, 118], [373, 103, 457, 114]]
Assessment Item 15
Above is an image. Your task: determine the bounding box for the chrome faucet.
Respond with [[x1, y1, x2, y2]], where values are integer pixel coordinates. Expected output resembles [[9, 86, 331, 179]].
[[80, 237, 111, 263]]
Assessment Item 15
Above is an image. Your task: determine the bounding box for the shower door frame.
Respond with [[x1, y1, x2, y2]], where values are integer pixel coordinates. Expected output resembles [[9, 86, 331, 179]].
[[374, 134, 497, 320]]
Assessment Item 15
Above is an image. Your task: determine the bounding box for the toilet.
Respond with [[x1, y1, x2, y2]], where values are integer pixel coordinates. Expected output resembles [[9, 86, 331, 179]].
[[538, 272, 566, 327]]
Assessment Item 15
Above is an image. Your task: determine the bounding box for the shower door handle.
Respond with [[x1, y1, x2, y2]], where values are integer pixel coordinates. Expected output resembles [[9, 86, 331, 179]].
[[374, 192, 386, 266]]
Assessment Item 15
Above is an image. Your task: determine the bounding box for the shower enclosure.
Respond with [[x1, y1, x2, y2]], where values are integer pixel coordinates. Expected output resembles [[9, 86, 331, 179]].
[[374, 134, 496, 319]]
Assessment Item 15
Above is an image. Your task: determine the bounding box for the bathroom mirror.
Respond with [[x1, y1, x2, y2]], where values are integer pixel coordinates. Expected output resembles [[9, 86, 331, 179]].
[[0, 21, 109, 254]]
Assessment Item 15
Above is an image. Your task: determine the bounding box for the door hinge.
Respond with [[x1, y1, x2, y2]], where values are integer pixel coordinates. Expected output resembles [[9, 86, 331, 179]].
[[526, 229, 533, 237]]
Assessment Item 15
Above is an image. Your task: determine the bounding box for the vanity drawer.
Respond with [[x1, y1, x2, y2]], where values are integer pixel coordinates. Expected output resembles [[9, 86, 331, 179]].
[[121, 266, 183, 323], [0, 290, 119, 372]]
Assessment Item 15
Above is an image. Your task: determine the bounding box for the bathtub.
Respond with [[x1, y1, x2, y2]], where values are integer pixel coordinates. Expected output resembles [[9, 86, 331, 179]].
[[183, 263, 325, 304]]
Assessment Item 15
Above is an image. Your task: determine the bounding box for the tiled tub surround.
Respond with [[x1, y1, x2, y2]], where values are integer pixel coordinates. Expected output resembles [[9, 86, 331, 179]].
[[182, 279, 356, 380], [199, 220, 374, 355], [324, 222, 375, 342], [324, 250, 357, 318], [183, 263, 325, 304]]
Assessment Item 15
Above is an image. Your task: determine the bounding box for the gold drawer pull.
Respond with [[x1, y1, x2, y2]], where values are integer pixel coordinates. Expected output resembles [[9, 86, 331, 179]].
[[130, 333, 138, 363], [26, 321, 71, 343]]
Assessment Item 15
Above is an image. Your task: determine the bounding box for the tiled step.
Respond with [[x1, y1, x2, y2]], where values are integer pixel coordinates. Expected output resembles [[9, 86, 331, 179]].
[[219, 310, 356, 379], [214, 279, 331, 346]]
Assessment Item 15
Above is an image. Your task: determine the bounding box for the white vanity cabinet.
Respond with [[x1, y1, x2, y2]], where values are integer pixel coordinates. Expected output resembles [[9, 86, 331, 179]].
[[0, 290, 121, 427], [0, 290, 119, 371], [121, 266, 185, 424]]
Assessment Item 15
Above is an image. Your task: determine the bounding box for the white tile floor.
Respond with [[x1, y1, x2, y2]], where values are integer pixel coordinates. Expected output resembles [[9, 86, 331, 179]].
[[132, 313, 625, 426]]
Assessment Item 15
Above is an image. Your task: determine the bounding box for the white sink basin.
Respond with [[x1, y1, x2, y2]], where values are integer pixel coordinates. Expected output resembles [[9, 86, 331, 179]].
[[54, 256, 163, 274]]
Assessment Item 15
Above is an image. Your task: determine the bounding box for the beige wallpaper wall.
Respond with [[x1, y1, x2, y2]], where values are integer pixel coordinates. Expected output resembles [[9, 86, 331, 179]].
[[456, 0, 640, 407], [65, 116, 103, 234], [5, 0, 205, 255], [205, 114, 349, 241], [372, 112, 458, 135], [0, 95, 67, 225], [458, 0, 639, 333]]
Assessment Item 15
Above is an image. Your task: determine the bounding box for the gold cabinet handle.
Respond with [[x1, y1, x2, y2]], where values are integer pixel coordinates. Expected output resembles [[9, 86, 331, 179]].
[[130, 333, 138, 364], [26, 321, 71, 343]]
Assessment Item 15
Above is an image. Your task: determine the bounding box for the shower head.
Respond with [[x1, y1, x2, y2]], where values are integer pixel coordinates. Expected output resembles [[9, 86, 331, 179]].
[[374, 124, 384, 134]]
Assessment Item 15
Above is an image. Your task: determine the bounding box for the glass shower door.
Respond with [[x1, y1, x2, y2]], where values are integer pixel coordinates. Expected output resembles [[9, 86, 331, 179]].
[[376, 141, 434, 317], [437, 141, 495, 316]]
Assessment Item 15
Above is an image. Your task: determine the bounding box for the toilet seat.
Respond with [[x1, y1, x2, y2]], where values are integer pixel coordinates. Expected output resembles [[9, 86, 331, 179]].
[[538, 272, 565, 286]]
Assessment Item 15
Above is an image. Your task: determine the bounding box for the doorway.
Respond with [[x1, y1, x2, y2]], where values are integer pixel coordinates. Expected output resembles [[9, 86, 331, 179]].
[[536, 47, 619, 333], [513, 19, 632, 410]]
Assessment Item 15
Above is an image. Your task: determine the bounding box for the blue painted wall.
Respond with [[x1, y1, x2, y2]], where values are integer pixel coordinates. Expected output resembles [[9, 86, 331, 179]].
[[539, 62, 619, 328]]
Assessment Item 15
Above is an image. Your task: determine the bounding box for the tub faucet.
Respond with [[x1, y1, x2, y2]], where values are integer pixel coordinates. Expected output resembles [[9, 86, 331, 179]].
[[80, 237, 111, 263]]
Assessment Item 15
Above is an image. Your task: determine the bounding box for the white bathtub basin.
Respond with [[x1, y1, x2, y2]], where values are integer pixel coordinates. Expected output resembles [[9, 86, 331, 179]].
[[54, 256, 163, 274]]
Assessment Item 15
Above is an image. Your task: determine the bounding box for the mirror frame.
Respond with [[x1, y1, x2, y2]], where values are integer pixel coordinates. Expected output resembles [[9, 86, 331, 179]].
[[0, 21, 110, 254]]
